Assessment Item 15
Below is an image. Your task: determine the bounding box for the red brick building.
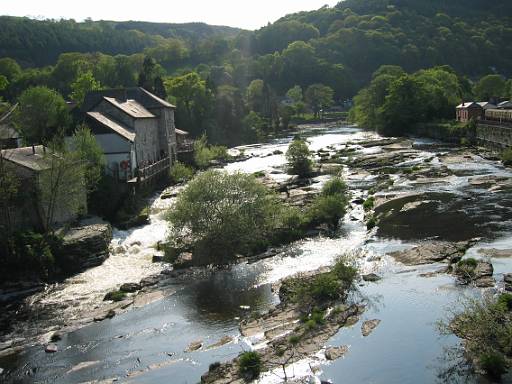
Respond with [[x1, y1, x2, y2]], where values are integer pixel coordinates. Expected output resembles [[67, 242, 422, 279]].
[[456, 102, 483, 122]]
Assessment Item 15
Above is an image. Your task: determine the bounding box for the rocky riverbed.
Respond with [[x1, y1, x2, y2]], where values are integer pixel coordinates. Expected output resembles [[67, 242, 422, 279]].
[[3, 123, 512, 383]]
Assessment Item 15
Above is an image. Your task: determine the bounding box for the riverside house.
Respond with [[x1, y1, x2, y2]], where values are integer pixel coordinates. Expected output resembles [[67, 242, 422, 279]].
[[82, 87, 183, 183], [0, 145, 87, 231]]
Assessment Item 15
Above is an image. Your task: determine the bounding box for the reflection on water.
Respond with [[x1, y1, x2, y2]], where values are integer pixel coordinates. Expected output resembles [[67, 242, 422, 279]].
[[5, 123, 512, 383]]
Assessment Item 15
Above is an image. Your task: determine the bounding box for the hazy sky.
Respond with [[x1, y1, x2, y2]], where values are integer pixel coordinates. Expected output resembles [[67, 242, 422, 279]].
[[2, 0, 340, 30]]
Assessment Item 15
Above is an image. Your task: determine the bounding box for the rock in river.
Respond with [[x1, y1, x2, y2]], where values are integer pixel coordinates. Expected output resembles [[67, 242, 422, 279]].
[[361, 319, 381, 337], [388, 240, 475, 266], [120, 283, 141, 293], [325, 345, 349, 360], [362, 273, 382, 282], [45, 344, 58, 353]]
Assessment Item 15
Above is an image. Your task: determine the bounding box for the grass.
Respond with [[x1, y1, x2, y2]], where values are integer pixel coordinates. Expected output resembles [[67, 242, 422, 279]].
[[170, 161, 194, 184]]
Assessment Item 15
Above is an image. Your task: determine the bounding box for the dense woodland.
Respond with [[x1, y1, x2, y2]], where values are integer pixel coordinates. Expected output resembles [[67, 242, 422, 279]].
[[1, 0, 512, 145]]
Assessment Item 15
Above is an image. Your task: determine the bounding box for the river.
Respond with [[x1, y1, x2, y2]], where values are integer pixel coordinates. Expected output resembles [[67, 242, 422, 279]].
[[2, 123, 512, 383]]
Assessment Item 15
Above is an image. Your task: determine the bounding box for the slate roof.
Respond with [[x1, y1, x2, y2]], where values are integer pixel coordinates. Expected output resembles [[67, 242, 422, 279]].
[[86, 112, 136, 142], [477, 102, 497, 109], [137, 87, 175, 109], [103, 97, 155, 119], [1, 145, 54, 172], [456, 102, 481, 109]]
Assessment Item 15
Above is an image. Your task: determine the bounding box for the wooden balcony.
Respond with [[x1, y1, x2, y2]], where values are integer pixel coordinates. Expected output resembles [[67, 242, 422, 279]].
[[127, 156, 170, 185]]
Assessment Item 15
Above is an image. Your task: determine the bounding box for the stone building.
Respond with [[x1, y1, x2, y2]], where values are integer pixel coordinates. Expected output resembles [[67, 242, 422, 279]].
[[82, 88, 180, 182], [0, 103, 21, 149], [0, 145, 87, 231]]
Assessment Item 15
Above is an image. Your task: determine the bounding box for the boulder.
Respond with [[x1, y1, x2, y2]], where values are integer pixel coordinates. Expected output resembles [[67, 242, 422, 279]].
[[474, 276, 495, 288], [361, 319, 381, 337], [93, 309, 115, 322], [45, 344, 58, 353], [152, 255, 164, 263], [325, 345, 348, 360], [120, 283, 141, 293], [504, 273, 512, 291], [50, 331, 62, 342], [60, 223, 113, 273], [388, 240, 476, 266], [185, 340, 203, 352], [174, 252, 193, 269], [478, 248, 512, 258], [140, 276, 159, 287], [474, 261, 493, 278], [362, 273, 382, 282]]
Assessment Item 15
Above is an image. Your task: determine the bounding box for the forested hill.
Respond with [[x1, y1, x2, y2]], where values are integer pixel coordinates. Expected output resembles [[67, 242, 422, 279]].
[[257, 0, 512, 82], [0, 16, 242, 67]]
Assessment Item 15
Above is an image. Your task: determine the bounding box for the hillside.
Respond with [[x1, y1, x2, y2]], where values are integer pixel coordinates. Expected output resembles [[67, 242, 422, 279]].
[[255, 0, 512, 82], [0, 16, 242, 67]]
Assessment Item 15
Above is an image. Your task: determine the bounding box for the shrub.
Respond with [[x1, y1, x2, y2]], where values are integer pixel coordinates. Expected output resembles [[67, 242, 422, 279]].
[[363, 196, 375, 211], [194, 134, 231, 169], [496, 293, 512, 311], [332, 258, 358, 289], [322, 177, 347, 197], [444, 294, 512, 380], [455, 258, 477, 282], [288, 334, 301, 345], [170, 162, 194, 184], [238, 351, 262, 380], [502, 148, 512, 166], [310, 273, 342, 301], [286, 138, 313, 177], [366, 214, 377, 229], [104, 290, 126, 302], [307, 195, 347, 228], [479, 352, 508, 379]]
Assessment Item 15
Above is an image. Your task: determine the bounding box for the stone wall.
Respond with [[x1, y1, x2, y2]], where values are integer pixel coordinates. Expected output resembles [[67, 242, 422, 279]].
[[476, 121, 512, 149]]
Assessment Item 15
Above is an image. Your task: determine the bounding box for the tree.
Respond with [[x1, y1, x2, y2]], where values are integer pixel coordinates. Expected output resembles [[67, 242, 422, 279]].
[[70, 70, 102, 106], [38, 142, 86, 232], [286, 138, 313, 178], [165, 72, 214, 137], [380, 75, 428, 135], [305, 84, 334, 118], [0, 58, 22, 82], [67, 125, 106, 192], [286, 85, 303, 104], [167, 170, 281, 264], [474, 75, 507, 101], [246, 79, 265, 114], [15, 86, 71, 144]]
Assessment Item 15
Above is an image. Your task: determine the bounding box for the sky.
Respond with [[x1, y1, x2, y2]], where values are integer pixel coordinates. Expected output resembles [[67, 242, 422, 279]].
[[2, 0, 340, 30]]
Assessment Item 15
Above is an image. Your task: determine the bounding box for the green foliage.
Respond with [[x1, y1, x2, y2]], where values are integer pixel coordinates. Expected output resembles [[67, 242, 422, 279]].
[[286, 138, 313, 177], [288, 334, 301, 345], [366, 214, 377, 230], [167, 170, 284, 263], [238, 351, 262, 380], [322, 177, 347, 197], [15, 86, 71, 143], [363, 197, 375, 211], [307, 177, 348, 228], [165, 72, 214, 137], [70, 70, 102, 105], [284, 257, 357, 306], [305, 84, 334, 118], [193, 134, 230, 169], [38, 141, 87, 232], [479, 352, 508, 379], [0, 231, 63, 281], [68, 125, 106, 193], [474, 74, 508, 101], [445, 294, 512, 379], [351, 65, 465, 136], [169, 162, 194, 184], [105, 290, 127, 302]]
